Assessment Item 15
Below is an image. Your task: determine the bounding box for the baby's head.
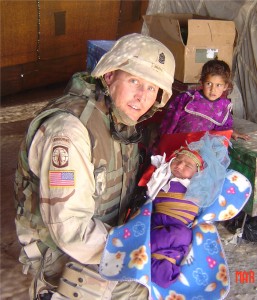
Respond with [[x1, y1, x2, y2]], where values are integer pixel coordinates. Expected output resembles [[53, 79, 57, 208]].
[[169, 133, 230, 208], [170, 147, 204, 179]]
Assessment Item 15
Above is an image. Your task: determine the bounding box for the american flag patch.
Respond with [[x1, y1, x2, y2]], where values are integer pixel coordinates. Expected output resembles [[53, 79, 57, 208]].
[[49, 171, 75, 187]]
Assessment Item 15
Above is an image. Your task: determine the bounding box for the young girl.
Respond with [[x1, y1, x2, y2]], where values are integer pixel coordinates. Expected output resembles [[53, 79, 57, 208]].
[[159, 59, 249, 141]]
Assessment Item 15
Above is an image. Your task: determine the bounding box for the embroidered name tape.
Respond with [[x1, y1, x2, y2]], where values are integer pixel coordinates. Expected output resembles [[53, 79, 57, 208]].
[[49, 171, 75, 187]]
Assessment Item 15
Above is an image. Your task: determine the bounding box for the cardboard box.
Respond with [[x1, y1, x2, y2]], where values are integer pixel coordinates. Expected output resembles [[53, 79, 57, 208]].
[[86, 40, 115, 73], [144, 14, 236, 83]]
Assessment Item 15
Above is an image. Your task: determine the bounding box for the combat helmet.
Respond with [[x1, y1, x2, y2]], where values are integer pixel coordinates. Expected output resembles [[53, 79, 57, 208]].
[[92, 33, 175, 122]]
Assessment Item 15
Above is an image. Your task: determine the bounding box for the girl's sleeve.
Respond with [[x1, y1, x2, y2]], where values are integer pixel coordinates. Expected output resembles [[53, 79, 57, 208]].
[[159, 92, 189, 135]]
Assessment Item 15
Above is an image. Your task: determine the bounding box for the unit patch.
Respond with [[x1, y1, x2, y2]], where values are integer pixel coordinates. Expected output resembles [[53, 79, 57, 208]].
[[49, 171, 75, 187], [52, 146, 69, 168]]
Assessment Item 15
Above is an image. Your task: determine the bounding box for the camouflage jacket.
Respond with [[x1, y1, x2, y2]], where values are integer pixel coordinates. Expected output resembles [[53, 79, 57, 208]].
[[14, 73, 139, 269]]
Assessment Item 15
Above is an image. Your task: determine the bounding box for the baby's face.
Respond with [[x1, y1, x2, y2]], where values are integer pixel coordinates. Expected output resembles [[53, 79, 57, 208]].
[[170, 154, 198, 179]]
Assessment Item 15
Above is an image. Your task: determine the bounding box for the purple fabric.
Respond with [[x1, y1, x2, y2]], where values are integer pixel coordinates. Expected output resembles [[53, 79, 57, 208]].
[[152, 182, 197, 226], [160, 90, 233, 135], [151, 181, 197, 288]]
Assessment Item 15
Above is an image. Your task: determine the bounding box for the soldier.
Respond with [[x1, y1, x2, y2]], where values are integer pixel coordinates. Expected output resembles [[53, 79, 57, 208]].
[[14, 33, 175, 300]]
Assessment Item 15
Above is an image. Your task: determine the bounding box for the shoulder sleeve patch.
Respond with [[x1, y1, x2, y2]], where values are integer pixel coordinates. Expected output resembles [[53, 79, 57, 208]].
[[52, 146, 69, 168], [49, 170, 75, 187]]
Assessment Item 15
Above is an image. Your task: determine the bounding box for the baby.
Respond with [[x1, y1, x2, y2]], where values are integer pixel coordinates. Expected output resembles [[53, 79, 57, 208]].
[[148, 148, 203, 288], [147, 133, 230, 288]]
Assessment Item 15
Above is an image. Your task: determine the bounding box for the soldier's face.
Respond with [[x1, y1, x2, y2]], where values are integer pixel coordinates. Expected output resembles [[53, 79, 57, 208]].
[[104, 70, 159, 121]]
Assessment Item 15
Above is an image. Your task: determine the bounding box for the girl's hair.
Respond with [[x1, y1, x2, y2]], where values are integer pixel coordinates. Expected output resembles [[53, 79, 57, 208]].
[[200, 59, 231, 84]]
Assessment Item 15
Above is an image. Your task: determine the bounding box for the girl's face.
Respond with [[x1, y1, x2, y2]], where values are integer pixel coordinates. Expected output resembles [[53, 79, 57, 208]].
[[170, 154, 198, 179], [202, 74, 229, 101]]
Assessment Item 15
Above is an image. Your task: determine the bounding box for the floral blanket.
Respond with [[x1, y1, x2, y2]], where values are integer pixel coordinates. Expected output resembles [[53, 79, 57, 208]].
[[100, 170, 251, 300]]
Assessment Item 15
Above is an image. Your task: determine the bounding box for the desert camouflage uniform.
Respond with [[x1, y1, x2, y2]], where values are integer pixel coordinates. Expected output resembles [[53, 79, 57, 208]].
[[14, 33, 175, 300], [14, 74, 141, 299]]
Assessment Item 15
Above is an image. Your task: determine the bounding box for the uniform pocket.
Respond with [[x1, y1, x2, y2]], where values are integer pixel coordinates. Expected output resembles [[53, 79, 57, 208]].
[[93, 166, 107, 196]]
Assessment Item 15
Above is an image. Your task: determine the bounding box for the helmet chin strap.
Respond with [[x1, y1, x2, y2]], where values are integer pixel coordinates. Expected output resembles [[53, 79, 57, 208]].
[[109, 110, 142, 144], [101, 75, 137, 126], [105, 95, 142, 145], [101, 76, 142, 144], [111, 104, 137, 126]]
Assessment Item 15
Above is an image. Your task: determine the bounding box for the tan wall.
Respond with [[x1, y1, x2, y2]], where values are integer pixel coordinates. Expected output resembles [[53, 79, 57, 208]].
[[1, 1, 38, 67], [117, 0, 149, 37], [1, 0, 148, 96]]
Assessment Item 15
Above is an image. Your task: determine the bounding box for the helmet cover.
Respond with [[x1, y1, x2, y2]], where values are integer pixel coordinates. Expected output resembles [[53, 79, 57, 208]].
[[92, 33, 175, 112]]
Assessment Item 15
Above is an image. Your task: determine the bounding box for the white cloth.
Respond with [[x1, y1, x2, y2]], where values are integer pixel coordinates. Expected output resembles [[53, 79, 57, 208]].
[[146, 153, 190, 200]]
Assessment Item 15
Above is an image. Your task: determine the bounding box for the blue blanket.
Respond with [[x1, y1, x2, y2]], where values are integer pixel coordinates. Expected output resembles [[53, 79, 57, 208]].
[[100, 170, 252, 300]]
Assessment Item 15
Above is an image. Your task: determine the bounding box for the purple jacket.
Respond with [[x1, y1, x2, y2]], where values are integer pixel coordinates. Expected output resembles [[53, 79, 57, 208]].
[[160, 90, 233, 135]]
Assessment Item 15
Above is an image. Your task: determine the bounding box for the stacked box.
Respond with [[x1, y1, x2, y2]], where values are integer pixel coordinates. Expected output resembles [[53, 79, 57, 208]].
[[86, 40, 115, 73]]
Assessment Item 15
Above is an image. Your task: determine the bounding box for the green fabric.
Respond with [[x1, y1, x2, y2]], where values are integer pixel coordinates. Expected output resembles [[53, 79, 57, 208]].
[[229, 142, 257, 216]]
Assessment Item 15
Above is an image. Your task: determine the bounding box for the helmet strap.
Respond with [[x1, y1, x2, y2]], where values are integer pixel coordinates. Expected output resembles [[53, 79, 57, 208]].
[[109, 109, 142, 144]]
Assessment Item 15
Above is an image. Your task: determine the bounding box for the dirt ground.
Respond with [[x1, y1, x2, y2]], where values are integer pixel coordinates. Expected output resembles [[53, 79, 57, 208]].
[[1, 84, 257, 299]]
